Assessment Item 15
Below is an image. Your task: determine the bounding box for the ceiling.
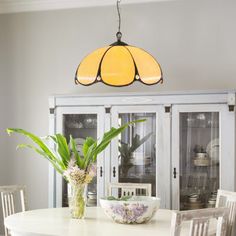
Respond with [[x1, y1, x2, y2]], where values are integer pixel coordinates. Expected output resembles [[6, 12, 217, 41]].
[[0, 0, 175, 14]]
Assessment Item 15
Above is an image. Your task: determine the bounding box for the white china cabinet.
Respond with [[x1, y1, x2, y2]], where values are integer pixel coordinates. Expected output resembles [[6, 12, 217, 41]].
[[49, 91, 236, 210]]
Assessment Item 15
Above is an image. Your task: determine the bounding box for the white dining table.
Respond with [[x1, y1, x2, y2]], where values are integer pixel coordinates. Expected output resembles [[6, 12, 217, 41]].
[[4, 207, 215, 236]]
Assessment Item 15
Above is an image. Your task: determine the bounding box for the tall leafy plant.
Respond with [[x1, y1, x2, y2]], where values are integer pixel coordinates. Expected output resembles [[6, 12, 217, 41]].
[[119, 132, 152, 177], [119, 133, 152, 163], [6, 120, 145, 178]]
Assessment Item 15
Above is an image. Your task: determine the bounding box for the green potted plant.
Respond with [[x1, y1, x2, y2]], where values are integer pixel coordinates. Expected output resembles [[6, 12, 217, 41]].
[[119, 132, 152, 177], [6, 119, 144, 219]]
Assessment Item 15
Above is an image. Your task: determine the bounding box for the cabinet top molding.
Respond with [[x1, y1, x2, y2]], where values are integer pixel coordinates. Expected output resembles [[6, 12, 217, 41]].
[[0, 0, 174, 15], [49, 90, 236, 109]]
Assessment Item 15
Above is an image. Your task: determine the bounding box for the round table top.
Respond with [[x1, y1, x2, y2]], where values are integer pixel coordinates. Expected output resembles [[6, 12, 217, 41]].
[[5, 207, 175, 236]]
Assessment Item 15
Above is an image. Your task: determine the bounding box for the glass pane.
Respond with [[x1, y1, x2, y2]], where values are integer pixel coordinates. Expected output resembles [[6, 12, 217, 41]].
[[62, 114, 97, 207], [179, 112, 219, 210], [118, 113, 156, 196]]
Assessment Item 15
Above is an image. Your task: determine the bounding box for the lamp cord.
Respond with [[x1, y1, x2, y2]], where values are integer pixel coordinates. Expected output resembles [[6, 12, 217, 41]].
[[116, 0, 122, 41], [117, 0, 121, 32]]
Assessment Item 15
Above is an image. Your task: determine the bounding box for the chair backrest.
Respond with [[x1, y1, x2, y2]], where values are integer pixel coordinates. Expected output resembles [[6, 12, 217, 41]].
[[216, 189, 236, 236], [170, 207, 229, 236], [108, 182, 152, 197], [0, 185, 27, 236]]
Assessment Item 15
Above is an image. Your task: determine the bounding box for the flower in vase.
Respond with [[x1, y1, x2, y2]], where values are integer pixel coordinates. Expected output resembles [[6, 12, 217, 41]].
[[63, 158, 97, 186]]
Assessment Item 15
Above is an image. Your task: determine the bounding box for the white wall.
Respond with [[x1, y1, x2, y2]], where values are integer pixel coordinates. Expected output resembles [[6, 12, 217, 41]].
[[0, 0, 236, 233]]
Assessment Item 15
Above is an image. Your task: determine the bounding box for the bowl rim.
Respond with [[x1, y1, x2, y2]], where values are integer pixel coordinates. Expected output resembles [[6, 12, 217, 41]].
[[100, 196, 161, 204]]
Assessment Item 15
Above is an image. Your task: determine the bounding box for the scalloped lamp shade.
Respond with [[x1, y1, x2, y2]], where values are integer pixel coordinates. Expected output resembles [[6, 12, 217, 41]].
[[75, 44, 163, 87]]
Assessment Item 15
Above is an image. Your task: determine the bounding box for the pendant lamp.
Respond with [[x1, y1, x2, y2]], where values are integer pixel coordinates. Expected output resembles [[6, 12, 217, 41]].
[[75, 0, 163, 87]]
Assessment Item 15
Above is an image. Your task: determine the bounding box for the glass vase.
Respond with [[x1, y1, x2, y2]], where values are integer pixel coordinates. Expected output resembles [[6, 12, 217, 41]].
[[68, 184, 87, 219]]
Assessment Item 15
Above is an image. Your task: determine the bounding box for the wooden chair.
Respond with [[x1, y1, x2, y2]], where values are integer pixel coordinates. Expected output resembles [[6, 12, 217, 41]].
[[0, 185, 27, 236], [170, 207, 229, 236], [108, 182, 152, 197], [216, 189, 236, 236]]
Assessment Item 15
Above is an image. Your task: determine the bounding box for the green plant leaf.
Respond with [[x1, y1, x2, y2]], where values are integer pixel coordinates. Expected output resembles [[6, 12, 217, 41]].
[[7, 128, 56, 160], [6, 128, 65, 175], [84, 141, 97, 169], [54, 134, 70, 168], [119, 132, 152, 167], [6, 119, 146, 175], [93, 119, 146, 162], [69, 135, 83, 168], [17, 144, 64, 174], [129, 132, 152, 153], [106, 196, 132, 201], [119, 143, 130, 158], [82, 137, 96, 157]]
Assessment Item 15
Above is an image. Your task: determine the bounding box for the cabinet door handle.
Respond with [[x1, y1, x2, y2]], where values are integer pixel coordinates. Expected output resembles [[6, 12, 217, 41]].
[[100, 166, 103, 177], [173, 168, 177, 179], [113, 167, 116, 178]]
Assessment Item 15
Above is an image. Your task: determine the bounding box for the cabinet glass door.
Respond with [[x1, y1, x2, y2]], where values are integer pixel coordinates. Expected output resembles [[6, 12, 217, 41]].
[[179, 112, 219, 210], [119, 113, 156, 195], [62, 114, 98, 207], [111, 106, 158, 197], [55, 107, 104, 208], [172, 105, 222, 210]]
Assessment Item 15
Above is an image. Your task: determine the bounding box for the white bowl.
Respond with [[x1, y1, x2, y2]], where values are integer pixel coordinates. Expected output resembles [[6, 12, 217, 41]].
[[196, 152, 207, 159], [189, 198, 199, 203], [100, 196, 160, 224], [208, 200, 216, 205]]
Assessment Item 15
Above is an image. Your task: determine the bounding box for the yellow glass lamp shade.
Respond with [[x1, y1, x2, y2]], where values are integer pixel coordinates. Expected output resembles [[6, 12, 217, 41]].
[[75, 42, 163, 87], [127, 46, 162, 85], [75, 47, 109, 85]]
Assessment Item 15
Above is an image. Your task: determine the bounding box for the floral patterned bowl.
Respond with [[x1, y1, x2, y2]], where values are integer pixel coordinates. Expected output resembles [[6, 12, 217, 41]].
[[100, 196, 160, 224]]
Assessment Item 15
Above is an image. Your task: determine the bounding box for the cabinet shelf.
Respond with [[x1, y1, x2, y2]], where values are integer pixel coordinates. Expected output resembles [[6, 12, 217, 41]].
[[119, 176, 155, 181], [66, 126, 97, 130], [182, 126, 219, 129]]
